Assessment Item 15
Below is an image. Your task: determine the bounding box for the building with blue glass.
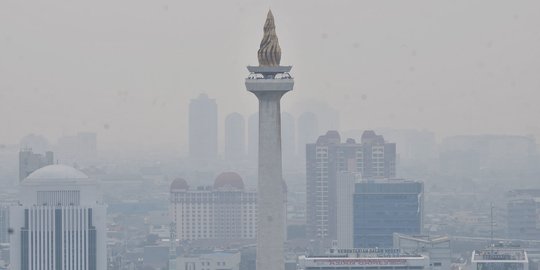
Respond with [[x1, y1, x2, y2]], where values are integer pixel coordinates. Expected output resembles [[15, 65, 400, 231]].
[[353, 179, 423, 248]]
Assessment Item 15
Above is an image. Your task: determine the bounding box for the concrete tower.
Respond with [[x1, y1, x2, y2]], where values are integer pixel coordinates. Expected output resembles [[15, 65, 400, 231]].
[[189, 93, 218, 162], [245, 10, 294, 270]]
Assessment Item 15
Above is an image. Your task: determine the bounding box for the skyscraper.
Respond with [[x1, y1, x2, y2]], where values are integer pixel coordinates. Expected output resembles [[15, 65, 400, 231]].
[[19, 148, 54, 181], [336, 172, 358, 249], [10, 164, 107, 270], [306, 130, 396, 241], [507, 195, 540, 240], [353, 179, 423, 248], [245, 10, 294, 270], [225, 112, 246, 161], [189, 94, 218, 162]]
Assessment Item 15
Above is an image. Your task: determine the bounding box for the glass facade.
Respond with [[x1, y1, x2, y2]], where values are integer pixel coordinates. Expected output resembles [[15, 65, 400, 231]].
[[353, 181, 423, 248]]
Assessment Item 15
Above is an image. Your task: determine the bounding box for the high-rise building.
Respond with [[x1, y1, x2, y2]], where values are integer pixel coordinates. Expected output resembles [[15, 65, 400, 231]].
[[19, 148, 54, 181], [10, 164, 107, 270], [507, 197, 539, 240], [189, 94, 218, 162], [440, 135, 538, 175], [336, 172, 358, 249], [169, 172, 257, 241], [306, 130, 396, 241], [506, 189, 540, 240], [225, 112, 246, 161], [19, 134, 50, 155], [244, 10, 294, 270], [353, 179, 423, 248]]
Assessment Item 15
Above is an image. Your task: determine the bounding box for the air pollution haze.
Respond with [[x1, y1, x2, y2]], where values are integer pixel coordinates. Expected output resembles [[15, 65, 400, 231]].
[[1, 0, 539, 152], [2, 1, 540, 270]]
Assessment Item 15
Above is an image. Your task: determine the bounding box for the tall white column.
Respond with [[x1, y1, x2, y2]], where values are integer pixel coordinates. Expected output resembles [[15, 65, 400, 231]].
[[256, 91, 285, 270], [246, 10, 294, 270]]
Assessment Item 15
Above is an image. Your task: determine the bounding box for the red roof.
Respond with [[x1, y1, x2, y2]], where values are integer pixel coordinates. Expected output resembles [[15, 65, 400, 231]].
[[214, 172, 244, 190], [170, 178, 189, 190]]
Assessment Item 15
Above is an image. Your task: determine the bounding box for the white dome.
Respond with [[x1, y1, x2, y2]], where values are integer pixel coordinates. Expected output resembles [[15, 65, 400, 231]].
[[26, 164, 88, 180]]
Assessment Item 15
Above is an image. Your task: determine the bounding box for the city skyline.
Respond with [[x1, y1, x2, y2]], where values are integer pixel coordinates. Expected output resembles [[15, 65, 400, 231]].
[[1, 1, 540, 149], [1, 2, 540, 270]]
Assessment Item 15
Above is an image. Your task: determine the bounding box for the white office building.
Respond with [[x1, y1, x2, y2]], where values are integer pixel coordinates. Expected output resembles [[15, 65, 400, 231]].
[[10, 164, 107, 270]]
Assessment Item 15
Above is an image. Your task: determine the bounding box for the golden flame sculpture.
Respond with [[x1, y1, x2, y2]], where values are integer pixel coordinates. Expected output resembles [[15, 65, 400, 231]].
[[257, 10, 281, 66]]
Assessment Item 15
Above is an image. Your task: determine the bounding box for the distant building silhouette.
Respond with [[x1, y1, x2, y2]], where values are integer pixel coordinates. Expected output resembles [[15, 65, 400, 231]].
[[18, 148, 53, 181], [306, 130, 396, 242], [189, 94, 218, 162], [19, 134, 50, 154], [506, 189, 540, 240], [224, 112, 246, 161], [440, 135, 537, 175]]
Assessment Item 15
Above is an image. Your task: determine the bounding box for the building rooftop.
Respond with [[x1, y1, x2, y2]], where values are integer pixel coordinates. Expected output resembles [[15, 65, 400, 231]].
[[472, 248, 528, 262], [214, 172, 244, 190], [26, 164, 88, 180]]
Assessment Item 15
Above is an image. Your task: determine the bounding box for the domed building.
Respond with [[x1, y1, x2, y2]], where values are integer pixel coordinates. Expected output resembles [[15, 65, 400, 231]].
[[169, 172, 257, 241], [10, 164, 107, 270], [213, 172, 244, 190]]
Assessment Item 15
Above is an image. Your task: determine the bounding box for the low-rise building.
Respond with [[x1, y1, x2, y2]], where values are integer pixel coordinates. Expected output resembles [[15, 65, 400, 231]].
[[298, 249, 430, 270], [176, 251, 241, 270], [471, 248, 528, 270], [393, 233, 451, 270]]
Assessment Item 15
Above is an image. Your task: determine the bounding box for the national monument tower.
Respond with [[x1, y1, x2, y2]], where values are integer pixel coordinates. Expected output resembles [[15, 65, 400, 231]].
[[245, 10, 294, 270]]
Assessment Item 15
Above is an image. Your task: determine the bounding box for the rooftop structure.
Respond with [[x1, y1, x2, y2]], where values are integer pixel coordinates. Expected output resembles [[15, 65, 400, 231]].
[[471, 248, 528, 270], [393, 234, 451, 270], [298, 249, 429, 270]]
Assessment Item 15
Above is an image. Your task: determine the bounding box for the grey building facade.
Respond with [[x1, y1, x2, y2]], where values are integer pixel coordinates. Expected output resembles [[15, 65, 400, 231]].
[[189, 94, 218, 162], [19, 149, 53, 181]]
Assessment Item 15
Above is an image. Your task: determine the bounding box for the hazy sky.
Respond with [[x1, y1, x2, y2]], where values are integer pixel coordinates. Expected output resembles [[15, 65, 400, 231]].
[[1, 0, 539, 151]]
